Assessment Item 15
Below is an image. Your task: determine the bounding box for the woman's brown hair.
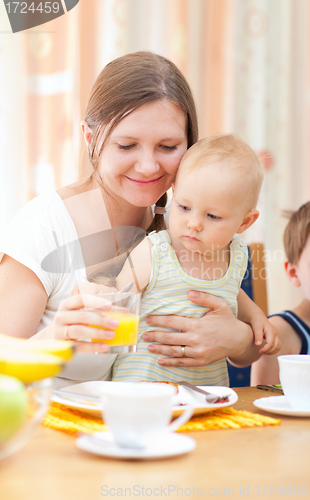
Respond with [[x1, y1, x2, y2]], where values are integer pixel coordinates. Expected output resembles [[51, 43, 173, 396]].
[[84, 51, 198, 234]]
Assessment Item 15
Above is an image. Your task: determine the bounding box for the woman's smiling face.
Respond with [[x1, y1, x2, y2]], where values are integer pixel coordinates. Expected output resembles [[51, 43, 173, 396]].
[[98, 100, 188, 208]]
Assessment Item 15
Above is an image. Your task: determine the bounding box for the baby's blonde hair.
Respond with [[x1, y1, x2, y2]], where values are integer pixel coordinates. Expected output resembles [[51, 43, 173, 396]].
[[178, 134, 264, 210]]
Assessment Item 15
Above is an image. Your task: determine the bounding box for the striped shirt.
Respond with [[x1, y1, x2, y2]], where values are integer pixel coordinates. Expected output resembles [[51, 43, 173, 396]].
[[112, 230, 248, 386]]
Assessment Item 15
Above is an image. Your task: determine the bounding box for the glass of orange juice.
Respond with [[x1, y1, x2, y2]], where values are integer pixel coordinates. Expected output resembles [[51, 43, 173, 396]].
[[92, 292, 141, 354]]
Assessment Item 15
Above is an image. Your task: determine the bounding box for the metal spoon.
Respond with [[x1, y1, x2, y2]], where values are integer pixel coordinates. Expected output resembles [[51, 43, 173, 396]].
[[178, 381, 230, 404]]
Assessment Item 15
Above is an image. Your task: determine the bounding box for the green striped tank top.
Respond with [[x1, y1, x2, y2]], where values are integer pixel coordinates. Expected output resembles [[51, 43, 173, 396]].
[[112, 230, 248, 386]]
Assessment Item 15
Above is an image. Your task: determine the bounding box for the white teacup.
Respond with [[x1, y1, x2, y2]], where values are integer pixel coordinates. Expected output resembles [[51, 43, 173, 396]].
[[101, 382, 193, 448], [278, 355, 310, 410]]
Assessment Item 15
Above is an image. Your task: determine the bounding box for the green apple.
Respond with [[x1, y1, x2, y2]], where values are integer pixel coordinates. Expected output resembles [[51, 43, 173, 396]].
[[0, 375, 27, 446]]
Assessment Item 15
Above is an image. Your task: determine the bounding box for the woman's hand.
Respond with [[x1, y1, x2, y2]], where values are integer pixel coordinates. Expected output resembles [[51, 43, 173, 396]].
[[47, 294, 118, 353], [143, 291, 261, 367]]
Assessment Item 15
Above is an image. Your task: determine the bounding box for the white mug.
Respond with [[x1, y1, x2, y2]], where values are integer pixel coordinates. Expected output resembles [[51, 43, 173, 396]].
[[100, 382, 193, 448], [278, 354, 310, 410]]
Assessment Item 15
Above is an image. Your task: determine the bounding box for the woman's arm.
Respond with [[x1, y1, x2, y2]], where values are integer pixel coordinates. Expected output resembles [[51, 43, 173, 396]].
[[0, 254, 48, 338], [143, 290, 262, 368], [0, 255, 118, 352]]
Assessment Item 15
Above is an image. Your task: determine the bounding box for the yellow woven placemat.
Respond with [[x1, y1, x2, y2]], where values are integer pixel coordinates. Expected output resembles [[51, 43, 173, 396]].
[[43, 402, 281, 436]]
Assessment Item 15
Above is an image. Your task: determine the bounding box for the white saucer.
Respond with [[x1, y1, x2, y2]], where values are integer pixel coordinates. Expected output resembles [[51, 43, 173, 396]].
[[76, 431, 196, 460], [253, 396, 310, 417]]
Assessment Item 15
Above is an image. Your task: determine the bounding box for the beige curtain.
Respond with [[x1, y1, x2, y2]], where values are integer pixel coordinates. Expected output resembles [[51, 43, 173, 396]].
[[1, 0, 309, 313], [230, 0, 310, 313]]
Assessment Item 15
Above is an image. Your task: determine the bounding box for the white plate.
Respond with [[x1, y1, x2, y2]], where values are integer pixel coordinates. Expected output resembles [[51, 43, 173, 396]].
[[253, 396, 310, 417], [76, 431, 196, 460], [51, 381, 238, 417]]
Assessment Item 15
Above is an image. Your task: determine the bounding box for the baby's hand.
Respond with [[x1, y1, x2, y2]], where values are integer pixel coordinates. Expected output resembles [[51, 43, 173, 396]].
[[71, 282, 118, 297], [252, 317, 281, 354]]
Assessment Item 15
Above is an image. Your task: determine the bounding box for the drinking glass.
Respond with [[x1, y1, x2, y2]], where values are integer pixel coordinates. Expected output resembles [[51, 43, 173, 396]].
[[92, 291, 141, 354]]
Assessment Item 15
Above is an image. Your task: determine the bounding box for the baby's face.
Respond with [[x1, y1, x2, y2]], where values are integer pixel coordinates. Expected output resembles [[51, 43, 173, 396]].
[[169, 161, 251, 255]]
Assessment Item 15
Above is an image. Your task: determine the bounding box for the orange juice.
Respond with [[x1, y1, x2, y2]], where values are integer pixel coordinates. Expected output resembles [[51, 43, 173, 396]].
[[92, 312, 139, 346]]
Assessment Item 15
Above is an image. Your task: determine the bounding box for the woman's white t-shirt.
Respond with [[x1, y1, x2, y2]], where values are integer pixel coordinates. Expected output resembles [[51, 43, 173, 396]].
[[0, 189, 118, 386]]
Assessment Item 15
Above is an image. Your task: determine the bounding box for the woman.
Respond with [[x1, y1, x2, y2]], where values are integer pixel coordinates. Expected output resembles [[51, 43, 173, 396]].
[[0, 52, 261, 386]]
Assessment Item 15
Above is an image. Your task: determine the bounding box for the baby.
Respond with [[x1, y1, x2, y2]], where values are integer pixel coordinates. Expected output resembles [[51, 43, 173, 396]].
[[76, 134, 280, 385], [251, 202, 310, 385]]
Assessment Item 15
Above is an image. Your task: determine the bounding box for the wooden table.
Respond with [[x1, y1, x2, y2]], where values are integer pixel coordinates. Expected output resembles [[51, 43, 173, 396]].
[[1, 387, 309, 500]]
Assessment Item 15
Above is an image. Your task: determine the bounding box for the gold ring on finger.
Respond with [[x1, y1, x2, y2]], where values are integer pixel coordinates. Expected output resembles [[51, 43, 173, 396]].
[[64, 325, 71, 340], [181, 345, 186, 357]]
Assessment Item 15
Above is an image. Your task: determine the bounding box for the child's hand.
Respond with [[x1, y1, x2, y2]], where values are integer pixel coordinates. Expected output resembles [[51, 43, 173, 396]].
[[71, 282, 118, 297], [252, 316, 282, 354]]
